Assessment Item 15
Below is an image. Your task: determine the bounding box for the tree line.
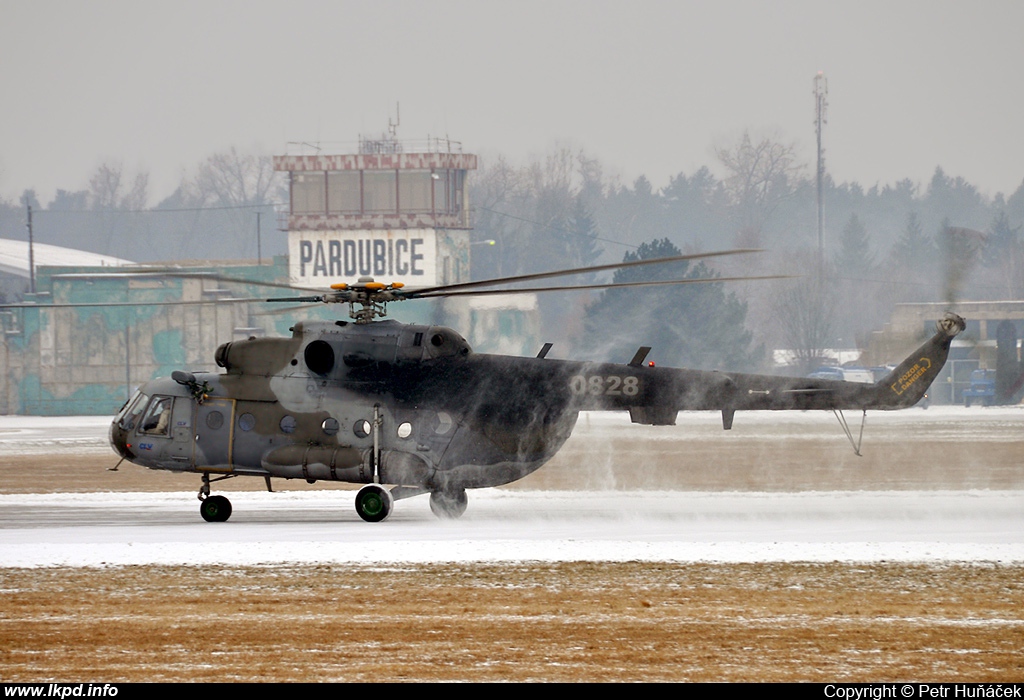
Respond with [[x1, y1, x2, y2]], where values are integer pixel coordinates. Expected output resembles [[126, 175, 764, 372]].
[[469, 134, 1024, 369], [0, 148, 284, 267], [2, 133, 1022, 370]]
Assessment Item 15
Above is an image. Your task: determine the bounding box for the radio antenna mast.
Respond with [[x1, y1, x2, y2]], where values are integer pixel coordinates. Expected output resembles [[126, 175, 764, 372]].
[[814, 71, 828, 281]]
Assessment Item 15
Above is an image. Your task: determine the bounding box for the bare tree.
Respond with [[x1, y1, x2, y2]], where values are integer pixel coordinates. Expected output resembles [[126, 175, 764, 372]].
[[186, 147, 278, 207], [774, 270, 837, 375], [87, 162, 149, 255], [470, 147, 606, 280], [121, 172, 149, 211], [89, 162, 148, 210], [715, 131, 805, 247], [469, 155, 530, 279], [178, 147, 284, 260], [88, 164, 122, 210]]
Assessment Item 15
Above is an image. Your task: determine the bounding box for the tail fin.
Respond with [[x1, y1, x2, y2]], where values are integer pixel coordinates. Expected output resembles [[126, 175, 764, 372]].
[[874, 312, 965, 408]]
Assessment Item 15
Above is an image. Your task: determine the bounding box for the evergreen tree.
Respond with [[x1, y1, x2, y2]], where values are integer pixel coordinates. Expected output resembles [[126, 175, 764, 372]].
[[567, 194, 602, 271], [981, 211, 1023, 299], [891, 212, 933, 260], [924, 166, 987, 233], [888, 212, 939, 302], [828, 213, 886, 348], [937, 218, 983, 303], [661, 167, 731, 249], [832, 213, 875, 280], [1005, 179, 1024, 230], [582, 238, 762, 370]]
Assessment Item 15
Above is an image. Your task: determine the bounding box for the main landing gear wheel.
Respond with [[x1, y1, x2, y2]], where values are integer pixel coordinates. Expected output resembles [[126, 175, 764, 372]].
[[355, 484, 394, 523], [429, 489, 468, 520], [200, 494, 232, 522]]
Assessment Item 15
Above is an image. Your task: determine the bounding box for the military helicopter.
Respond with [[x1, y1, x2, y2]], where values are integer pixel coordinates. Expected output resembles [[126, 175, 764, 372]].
[[100, 249, 966, 523]]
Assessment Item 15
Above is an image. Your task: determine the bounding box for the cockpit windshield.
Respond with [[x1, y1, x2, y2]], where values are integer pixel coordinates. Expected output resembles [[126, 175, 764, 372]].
[[117, 390, 146, 431]]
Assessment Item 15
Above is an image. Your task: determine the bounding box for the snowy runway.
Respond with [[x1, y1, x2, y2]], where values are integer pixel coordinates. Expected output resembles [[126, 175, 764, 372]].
[[2, 488, 1022, 567]]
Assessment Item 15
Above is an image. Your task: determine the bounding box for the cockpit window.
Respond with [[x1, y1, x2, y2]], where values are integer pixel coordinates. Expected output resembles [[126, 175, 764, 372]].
[[115, 390, 139, 418], [140, 396, 174, 436], [118, 391, 146, 431]]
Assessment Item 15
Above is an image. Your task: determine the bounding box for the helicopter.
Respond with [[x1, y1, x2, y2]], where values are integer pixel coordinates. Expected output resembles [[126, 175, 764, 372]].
[[100, 250, 966, 523]]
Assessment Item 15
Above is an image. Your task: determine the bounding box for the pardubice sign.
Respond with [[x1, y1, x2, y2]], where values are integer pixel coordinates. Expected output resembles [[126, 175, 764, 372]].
[[289, 229, 439, 287]]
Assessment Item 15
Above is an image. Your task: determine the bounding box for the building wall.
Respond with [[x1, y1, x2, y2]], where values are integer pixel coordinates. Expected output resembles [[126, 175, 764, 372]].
[[0, 260, 299, 415]]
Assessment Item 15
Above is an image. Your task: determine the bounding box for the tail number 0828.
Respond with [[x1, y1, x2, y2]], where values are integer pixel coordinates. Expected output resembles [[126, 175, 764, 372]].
[[569, 375, 640, 397]]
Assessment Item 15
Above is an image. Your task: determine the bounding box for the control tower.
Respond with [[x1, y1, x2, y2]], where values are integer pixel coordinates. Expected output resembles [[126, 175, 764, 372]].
[[274, 135, 477, 290]]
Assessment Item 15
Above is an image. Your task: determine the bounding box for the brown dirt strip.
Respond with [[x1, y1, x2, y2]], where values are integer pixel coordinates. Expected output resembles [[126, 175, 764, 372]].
[[1, 562, 1022, 682]]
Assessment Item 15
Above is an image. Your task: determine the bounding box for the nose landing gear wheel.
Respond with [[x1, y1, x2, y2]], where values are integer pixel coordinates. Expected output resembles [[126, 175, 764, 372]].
[[200, 494, 232, 522], [355, 484, 393, 522], [429, 489, 468, 520]]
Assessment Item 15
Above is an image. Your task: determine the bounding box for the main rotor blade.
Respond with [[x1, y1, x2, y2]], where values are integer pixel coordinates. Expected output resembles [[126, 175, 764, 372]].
[[413, 274, 794, 298], [0, 297, 260, 310], [252, 304, 321, 316], [266, 295, 325, 303], [125, 269, 325, 294], [405, 248, 763, 297]]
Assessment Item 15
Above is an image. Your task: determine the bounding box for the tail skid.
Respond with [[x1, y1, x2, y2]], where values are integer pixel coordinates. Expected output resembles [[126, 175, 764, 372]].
[[829, 312, 964, 455]]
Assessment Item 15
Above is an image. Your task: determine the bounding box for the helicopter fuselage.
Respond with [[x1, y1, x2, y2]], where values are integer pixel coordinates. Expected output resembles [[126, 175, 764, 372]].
[[109, 319, 586, 493], [108, 313, 965, 519]]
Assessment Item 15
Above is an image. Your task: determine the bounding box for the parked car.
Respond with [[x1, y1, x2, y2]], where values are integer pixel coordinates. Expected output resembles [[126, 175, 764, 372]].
[[807, 366, 844, 381], [807, 366, 874, 383], [963, 369, 996, 407]]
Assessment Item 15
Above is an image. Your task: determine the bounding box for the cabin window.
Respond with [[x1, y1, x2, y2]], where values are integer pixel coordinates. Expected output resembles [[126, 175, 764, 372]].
[[238, 413, 256, 432], [206, 411, 225, 430]]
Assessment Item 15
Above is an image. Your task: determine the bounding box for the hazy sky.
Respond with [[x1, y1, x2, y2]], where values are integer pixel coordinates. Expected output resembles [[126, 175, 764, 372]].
[[2, 0, 1022, 206]]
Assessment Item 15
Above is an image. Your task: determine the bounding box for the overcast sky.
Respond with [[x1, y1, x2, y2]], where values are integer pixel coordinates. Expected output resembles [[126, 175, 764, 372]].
[[2, 0, 1022, 206]]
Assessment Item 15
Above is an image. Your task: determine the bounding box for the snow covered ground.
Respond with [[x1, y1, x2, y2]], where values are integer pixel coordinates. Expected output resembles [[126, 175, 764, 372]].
[[1, 488, 1023, 567], [1, 409, 1021, 567]]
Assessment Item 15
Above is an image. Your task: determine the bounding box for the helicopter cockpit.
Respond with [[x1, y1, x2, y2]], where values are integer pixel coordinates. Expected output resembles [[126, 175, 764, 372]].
[[109, 380, 195, 466]]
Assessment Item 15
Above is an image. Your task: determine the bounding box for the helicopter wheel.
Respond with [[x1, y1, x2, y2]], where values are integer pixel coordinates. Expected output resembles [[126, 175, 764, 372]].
[[429, 489, 468, 520], [200, 495, 232, 523], [355, 484, 393, 523]]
